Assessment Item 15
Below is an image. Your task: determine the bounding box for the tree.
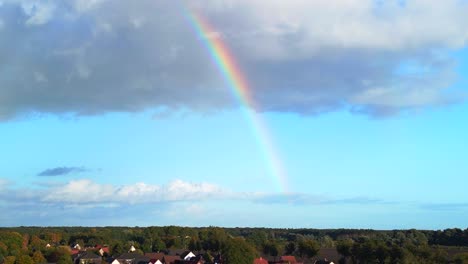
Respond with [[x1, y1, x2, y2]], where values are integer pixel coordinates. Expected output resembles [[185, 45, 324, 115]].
[[336, 239, 353, 258], [453, 253, 468, 264], [263, 241, 280, 257], [202, 252, 213, 263], [222, 238, 257, 264], [0, 232, 23, 256], [56, 255, 72, 264], [15, 255, 34, 264], [152, 238, 165, 252], [284, 242, 296, 255], [247, 231, 268, 250], [188, 238, 202, 251], [375, 242, 389, 264], [298, 239, 320, 258], [389, 244, 407, 263], [32, 251, 47, 264], [141, 239, 153, 253], [29, 236, 46, 251], [0, 241, 8, 257], [112, 242, 124, 256], [4, 256, 16, 264]]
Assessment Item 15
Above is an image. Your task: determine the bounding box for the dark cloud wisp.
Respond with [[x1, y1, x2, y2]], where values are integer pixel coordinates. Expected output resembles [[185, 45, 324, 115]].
[[37, 167, 89, 177]]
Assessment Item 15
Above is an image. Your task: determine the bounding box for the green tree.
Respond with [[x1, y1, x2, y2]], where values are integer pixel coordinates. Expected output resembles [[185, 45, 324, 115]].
[[298, 239, 320, 258], [111, 242, 124, 256], [263, 241, 280, 257], [247, 231, 268, 250], [389, 244, 407, 264], [453, 253, 468, 264], [188, 238, 202, 251], [319, 235, 335, 248], [203, 252, 213, 263], [375, 242, 389, 264], [152, 238, 165, 252], [222, 238, 257, 264], [284, 242, 296, 255], [141, 239, 153, 253], [336, 239, 353, 258], [56, 255, 72, 264]]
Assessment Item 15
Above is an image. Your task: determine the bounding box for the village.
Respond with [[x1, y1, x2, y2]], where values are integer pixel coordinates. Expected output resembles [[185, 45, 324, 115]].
[[68, 243, 336, 264]]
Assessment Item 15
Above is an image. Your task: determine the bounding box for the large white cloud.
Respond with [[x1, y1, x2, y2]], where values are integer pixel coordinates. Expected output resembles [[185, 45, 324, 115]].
[[39, 179, 229, 204], [0, 0, 467, 119]]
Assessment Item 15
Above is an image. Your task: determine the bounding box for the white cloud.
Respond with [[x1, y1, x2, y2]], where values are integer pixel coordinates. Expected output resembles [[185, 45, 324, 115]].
[[41, 179, 228, 205]]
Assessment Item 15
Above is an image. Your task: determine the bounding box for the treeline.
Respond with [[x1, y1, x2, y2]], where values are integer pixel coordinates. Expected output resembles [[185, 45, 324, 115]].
[[0, 227, 467, 264]]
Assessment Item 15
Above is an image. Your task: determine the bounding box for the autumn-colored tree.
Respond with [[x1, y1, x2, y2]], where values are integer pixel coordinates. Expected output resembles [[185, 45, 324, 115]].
[[32, 251, 47, 264], [15, 254, 34, 264], [4, 256, 16, 264], [0, 241, 8, 256], [29, 236, 46, 251]]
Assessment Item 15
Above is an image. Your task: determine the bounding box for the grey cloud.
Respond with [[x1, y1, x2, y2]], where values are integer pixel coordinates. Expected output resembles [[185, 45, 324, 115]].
[[37, 166, 89, 176], [0, 0, 468, 120]]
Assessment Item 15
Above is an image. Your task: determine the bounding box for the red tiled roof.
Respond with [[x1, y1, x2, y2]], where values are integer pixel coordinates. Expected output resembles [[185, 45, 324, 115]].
[[145, 253, 165, 261], [163, 255, 180, 264], [253, 257, 268, 264], [280, 256, 297, 263]]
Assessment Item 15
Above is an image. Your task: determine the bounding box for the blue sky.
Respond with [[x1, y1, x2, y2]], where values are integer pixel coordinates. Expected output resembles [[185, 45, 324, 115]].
[[1, 0, 468, 229]]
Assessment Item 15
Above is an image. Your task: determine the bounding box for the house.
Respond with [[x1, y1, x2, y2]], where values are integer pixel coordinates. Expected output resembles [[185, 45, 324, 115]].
[[109, 259, 121, 264], [145, 252, 165, 264], [181, 252, 196, 261], [314, 259, 334, 264], [179, 255, 205, 264], [129, 246, 136, 252], [162, 256, 180, 264], [148, 259, 163, 264], [95, 245, 110, 256], [280, 256, 297, 264], [116, 253, 150, 264], [74, 251, 102, 264], [253, 257, 268, 264], [312, 248, 340, 264], [167, 250, 186, 257]]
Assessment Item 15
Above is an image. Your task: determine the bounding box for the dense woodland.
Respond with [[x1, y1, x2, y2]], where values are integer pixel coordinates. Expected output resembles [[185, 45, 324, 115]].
[[0, 227, 468, 264]]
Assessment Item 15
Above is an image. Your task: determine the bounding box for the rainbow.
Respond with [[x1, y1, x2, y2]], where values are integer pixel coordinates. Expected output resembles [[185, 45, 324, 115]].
[[184, 9, 289, 193]]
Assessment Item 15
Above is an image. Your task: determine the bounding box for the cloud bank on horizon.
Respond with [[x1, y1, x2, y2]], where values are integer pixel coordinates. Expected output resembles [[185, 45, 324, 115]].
[[0, 178, 463, 227], [1, 0, 468, 120]]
